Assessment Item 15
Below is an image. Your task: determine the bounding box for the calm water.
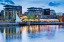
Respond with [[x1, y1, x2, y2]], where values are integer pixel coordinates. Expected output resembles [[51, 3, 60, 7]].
[[0, 25, 64, 42]]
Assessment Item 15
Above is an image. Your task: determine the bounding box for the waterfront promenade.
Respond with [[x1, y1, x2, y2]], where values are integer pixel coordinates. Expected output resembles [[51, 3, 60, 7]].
[[0, 22, 64, 26], [0, 22, 19, 26], [19, 22, 64, 25]]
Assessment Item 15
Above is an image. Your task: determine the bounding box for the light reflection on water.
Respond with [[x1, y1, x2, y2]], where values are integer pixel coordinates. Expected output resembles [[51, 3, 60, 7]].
[[0, 25, 64, 42]]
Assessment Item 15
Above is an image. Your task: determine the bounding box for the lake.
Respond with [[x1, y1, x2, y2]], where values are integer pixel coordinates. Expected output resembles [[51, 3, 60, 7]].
[[0, 25, 64, 42]]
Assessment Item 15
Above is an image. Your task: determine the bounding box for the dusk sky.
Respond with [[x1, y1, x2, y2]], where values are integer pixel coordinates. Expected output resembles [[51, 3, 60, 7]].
[[0, 0, 64, 13]]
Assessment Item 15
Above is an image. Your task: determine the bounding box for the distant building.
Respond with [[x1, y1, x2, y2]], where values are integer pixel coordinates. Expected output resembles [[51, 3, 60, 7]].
[[56, 12, 63, 16], [50, 10, 56, 15], [3, 5, 22, 22], [23, 12, 28, 16], [63, 13, 64, 16], [44, 8, 50, 15]]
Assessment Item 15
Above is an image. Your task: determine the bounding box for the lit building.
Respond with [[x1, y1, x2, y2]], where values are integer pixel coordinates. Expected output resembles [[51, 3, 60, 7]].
[[3, 5, 22, 22], [58, 16, 64, 22], [44, 8, 50, 15]]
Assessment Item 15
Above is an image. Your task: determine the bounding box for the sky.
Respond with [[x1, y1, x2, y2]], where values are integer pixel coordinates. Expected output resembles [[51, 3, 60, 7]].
[[0, 0, 64, 13]]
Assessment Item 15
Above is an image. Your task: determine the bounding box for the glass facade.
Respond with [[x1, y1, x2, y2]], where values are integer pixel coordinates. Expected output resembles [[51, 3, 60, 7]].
[[28, 7, 43, 16]]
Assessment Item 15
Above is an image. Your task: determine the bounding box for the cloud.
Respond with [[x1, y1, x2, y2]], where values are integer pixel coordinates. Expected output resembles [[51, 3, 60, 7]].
[[48, 1, 60, 7], [4, 0, 15, 4], [0, 3, 6, 5]]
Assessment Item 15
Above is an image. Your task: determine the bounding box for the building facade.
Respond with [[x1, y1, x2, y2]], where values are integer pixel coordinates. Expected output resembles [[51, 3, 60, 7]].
[[27, 7, 43, 19], [44, 8, 50, 15], [23, 12, 28, 16], [3, 5, 22, 22], [50, 10, 56, 15], [28, 7, 43, 15]]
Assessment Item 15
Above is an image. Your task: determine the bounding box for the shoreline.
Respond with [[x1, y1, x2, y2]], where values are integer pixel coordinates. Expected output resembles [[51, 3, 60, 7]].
[[0, 22, 64, 26]]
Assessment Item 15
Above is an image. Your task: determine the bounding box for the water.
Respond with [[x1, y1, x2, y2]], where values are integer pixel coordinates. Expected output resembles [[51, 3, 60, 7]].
[[0, 25, 64, 42]]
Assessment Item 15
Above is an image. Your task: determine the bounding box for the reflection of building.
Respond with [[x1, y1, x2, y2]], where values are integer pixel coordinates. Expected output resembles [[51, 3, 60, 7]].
[[20, 25, 39, 33], [0, 27, 16, 35], [1, 27, 18, 39], [0, 27, 17, 39], [19, 25, 56, 34], [44, 8, 50, 15], [3, 5, 22, 22]]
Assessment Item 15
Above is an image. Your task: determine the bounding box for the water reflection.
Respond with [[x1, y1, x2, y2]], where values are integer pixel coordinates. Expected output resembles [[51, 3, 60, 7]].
[[0, 26, 21, 42], [20, 25, 57, 39], [0, 25, 64, 42]]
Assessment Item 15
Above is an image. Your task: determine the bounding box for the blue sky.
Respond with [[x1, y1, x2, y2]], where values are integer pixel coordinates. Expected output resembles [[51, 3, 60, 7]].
[[0, 0, 64, 13]]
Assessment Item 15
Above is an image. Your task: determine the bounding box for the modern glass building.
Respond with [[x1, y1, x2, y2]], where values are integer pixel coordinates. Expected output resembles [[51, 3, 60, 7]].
[[3, 5, 22, 22], [27, 7, 43, 19], [27, 7, 43, 15]]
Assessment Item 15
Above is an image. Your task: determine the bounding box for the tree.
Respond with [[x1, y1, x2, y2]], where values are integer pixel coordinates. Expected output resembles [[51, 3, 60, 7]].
[[27, 14, 36, 20], [31, 15, 36, 20], [27, 14, 31, 20]]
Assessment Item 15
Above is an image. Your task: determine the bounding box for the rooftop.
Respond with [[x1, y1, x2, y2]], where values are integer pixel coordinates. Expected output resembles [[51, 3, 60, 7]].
[[27, 7, 42, 9]]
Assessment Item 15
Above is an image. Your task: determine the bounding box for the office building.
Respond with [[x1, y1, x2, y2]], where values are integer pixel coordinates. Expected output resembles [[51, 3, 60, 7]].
[[27, 7, 43, 19], [44, 8, 50, 15], [3, 5, 22, 22], [27, 7, 43, 15]]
